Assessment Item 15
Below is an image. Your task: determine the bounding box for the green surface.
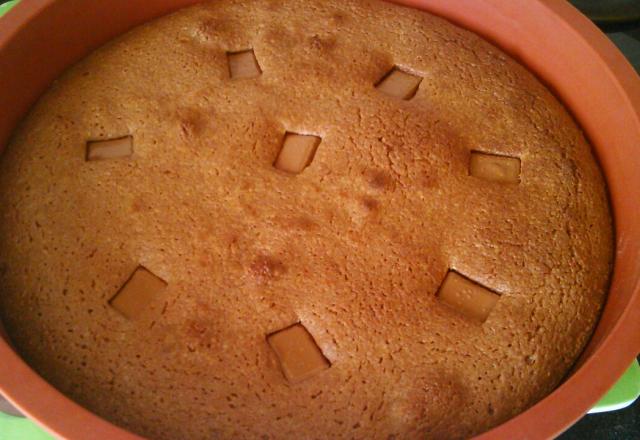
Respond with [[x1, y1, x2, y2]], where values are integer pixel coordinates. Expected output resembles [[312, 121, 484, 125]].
[[0, 412, 53, 439], [0, 0, 637, 436], [0, 0, 18, 17], [590, 358, 640, 413]]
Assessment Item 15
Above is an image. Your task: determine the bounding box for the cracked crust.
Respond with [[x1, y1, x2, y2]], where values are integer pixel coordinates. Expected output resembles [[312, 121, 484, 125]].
[[0, 0, 612, 439]]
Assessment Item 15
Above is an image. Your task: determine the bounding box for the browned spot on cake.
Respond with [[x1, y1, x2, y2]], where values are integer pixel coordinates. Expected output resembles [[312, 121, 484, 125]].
[[362, 196, 379, 212], [420, 172, 438, 189], [249, 255, 286, 283], [184, 317, 214, 350], [196, 224, 215, 242], [198, 252, 212, 269], [197, 17, 229, 40], [403, 372, 469, 437], [194, 301, 213, 313], [177, 107, 208, 139], [322, 207, 337, 224], [308, 35, 337, 53], [54, 114, 76, 131], [240, 179, 255, 191], [241, 201, 259, 219], [131, 199, 143, 213], [264, 27, 296, 49], [291, 216, 318, 231], [186, 319, 207, 339], [367, 170, 394, 191], [330, 12, 347, 25], [277, 215, 319, 231], [224, 232, 240, 248], [265, 0, 282, 11], [131, 196, 149, 213]]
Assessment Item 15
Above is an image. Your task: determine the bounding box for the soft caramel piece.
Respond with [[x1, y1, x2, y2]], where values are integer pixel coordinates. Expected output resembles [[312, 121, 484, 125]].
[[469, 151, 521, 183], [109, 266, 167, 320], [227, 49, 262, 79], [86, 136, 133, 161], [273, 133, 321, 174], [437, 271, 500, 323], [267, 323, 330, 383], [376, 67, 422, 100]]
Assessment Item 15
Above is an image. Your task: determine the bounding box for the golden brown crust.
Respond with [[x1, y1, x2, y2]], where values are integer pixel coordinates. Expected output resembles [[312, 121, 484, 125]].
[[0, 0, 612, 439]]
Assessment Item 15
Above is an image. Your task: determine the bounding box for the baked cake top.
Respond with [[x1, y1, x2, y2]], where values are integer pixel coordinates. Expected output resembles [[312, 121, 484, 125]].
[[0, 0, 612, 439]]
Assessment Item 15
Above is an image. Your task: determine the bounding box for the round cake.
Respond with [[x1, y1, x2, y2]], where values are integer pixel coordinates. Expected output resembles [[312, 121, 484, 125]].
[[0, 0, 613, 439]]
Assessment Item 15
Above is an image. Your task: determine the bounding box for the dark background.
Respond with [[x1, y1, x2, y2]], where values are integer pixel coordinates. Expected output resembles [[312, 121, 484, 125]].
[[0, 0, 638, 438]]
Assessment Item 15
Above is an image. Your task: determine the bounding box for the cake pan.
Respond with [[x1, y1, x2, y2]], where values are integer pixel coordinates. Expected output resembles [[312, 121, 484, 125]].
[[0, 0, 638, 439]]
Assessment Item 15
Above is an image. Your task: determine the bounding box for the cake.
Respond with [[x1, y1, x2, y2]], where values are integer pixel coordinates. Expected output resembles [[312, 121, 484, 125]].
[[0, 0, 613, 439]]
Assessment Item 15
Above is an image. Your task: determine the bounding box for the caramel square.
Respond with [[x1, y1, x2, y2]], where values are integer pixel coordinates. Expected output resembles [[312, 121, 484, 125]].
[[469, 151, 521, 183], [86, 136, 133, 161], [109, 266, 167, 319], [273, 133, 321, 174], [375, 67, 422, 100], [437, 271, 500, 323], [227, 49, 262, 79], [267, 323, 330, 383]]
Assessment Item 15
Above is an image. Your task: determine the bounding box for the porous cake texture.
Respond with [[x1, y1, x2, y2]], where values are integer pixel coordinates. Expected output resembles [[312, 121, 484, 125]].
[[0, 0, 613, 439]]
